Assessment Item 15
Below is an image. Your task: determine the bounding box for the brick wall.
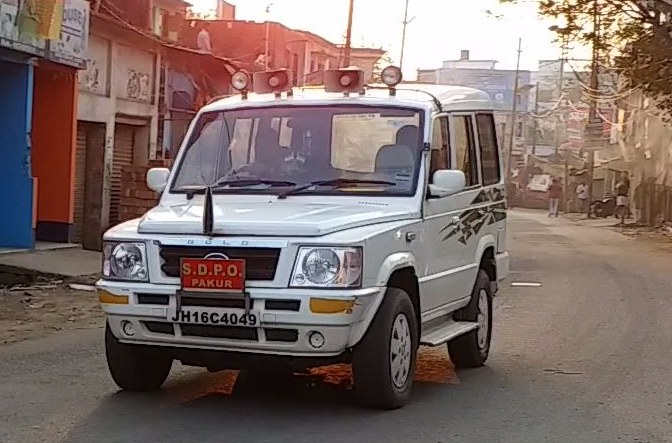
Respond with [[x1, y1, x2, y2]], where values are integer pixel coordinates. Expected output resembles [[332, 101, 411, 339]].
[[118, 160, 173, 222]]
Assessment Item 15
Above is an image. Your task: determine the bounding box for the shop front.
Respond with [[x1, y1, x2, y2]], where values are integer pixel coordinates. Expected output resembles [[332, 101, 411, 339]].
[[0, 0, 90, 249], [0, 49, 35, 249]]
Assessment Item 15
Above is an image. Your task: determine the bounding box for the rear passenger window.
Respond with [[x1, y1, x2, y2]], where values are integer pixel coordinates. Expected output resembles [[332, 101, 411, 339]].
[[453, 115, 479, 187], [476, 114, 501, 185]]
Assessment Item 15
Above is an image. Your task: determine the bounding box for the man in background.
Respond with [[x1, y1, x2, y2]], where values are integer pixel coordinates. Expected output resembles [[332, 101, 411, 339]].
[[576, 180, 588, 213], [615, 171, 631, 219], [197, 22, 212, 53], [548, 177, 562, 217]]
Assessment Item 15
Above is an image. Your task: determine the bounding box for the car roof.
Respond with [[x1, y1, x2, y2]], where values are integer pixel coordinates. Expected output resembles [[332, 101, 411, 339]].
[[201, 83, 495, 114]]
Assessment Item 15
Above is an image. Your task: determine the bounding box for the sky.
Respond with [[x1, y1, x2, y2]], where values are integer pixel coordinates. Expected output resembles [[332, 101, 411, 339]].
[[190, 0, 575, 78]]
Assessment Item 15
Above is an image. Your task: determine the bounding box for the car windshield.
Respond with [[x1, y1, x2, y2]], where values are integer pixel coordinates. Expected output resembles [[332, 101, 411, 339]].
[[170, 105, 424, 196]]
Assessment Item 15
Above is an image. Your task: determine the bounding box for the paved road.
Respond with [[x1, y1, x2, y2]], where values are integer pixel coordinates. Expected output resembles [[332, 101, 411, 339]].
[[2, 210, 672, 443]]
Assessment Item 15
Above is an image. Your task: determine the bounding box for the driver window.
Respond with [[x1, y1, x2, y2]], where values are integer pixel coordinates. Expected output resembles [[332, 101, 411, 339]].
[[429, 116, 449, 183]]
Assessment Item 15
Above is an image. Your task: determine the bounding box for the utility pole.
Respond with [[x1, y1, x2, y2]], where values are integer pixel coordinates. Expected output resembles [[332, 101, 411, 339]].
[[264, 3, 272, 69], [554, 57, 565, 158], [532, 81, 539, 156], [506, 37, 523, 184], [399, 0, 414, 72], [585, 0, 600, 218], [342, 0, 355, 67], [559, 40, 570, 214]]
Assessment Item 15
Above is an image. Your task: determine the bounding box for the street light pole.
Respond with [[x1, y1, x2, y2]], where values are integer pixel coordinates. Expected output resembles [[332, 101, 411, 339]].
[[506, 37, 523, 184], [342, 0, 355, 67]]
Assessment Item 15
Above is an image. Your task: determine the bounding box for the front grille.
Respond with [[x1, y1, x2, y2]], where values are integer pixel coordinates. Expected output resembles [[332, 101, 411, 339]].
[[138, 294, 170, 305], [181, 296, 247, 309], [144, 321, 175, 335], [159, 246, 281, 280], [265, 328, 299, 342], [181, 325, 258, 340]]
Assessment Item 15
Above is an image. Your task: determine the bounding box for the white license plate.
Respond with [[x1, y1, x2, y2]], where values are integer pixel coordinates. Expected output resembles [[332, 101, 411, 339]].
[[168, 307, 260, 327]]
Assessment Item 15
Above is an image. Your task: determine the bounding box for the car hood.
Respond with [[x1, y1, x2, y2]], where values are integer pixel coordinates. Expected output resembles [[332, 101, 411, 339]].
[[137, 199, 416, 237]]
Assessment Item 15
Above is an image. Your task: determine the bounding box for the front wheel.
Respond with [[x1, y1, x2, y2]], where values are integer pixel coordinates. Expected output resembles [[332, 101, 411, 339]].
[[448, 269, 493, 368], [105, 323, 173, 391], [352, 287, 418, 410]]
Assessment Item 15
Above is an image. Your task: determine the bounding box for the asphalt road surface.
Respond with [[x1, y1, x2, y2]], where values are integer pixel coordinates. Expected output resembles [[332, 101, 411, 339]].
[[2, 210, 671, 443]]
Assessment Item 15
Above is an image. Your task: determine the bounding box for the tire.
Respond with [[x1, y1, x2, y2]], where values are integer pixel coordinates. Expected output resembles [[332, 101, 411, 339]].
[[448, 269, 493, 368], [352, 287, 418, 410], [105, 322, 173, 391]]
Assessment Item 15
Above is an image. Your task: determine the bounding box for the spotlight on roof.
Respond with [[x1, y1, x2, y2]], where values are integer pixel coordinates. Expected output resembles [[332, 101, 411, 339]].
[[381, 65, 403, 95], [324, 68, 366, 94], [253, 69, 293, 95], [230, 70, 251, 99]]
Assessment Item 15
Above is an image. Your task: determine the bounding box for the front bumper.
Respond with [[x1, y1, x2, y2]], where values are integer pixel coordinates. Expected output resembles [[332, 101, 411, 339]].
[[97, 280, 386, 357]]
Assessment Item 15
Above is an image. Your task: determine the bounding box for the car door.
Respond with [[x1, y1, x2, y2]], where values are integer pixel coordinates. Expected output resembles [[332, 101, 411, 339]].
[[422, 113, 482, 314], [474, 113, 507, 255]]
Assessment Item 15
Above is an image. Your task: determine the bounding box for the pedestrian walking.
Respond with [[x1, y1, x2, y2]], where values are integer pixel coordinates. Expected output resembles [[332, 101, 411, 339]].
[[576, 181, 588, 213], [614, 172, 631, 222], [507, 181, 518, 209], [548, 178, 562, 217]]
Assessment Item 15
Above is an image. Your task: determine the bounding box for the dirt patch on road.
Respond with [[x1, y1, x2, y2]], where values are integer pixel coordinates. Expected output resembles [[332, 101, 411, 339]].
[[0, 281, 103, 345]]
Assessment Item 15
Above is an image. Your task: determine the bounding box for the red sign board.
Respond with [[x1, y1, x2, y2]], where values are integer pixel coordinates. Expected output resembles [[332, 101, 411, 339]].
[[180, 258, 246, 292]]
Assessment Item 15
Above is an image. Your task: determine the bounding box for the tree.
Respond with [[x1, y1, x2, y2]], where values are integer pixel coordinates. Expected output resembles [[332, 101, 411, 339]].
[[370, 52, 394, 83], [500, 0, 672, 118]]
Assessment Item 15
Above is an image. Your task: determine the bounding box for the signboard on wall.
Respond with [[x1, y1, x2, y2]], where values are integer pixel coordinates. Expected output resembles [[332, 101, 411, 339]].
[[0, 0, 88, 69], [48, 0, 89, 69], [0, 0, 48, 56]]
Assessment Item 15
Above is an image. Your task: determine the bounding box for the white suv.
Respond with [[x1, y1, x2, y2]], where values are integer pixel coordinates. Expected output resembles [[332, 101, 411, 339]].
[[98, 66, 510, 409]]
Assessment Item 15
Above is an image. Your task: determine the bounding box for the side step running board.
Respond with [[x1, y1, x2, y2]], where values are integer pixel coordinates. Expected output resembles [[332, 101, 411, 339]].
[[420, 320, 479, 347]]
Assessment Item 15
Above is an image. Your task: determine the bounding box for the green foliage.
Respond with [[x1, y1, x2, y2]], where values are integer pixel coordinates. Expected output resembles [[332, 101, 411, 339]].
[[370, 52, 394, 83], [500, 0, 672, 117]]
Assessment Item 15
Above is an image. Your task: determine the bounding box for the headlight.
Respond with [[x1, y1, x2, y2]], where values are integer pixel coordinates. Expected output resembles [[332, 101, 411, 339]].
[[291, 247, 362, 288], [102, 242, 149, 282]]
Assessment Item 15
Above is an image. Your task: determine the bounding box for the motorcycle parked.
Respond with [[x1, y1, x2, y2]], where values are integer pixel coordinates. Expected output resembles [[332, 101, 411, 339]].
[[590, 196, 616, 218]]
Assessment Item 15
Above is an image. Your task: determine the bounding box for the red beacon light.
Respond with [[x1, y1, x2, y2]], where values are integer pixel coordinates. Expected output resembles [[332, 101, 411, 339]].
[[324, 68, 366, 95], [253, 69, 293, 97], [230, 70, 251, 99], [381, 65, 403, 96]]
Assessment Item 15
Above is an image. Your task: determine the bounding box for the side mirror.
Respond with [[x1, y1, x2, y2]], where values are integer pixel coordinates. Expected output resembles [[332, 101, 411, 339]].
[[428, 169, 466, 198], [146, 168, 170, 193]]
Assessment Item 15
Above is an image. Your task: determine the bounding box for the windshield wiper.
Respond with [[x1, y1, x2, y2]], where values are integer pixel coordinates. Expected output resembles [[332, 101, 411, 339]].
[[182, 179, 296, 199], [277, 178, 397, 199], [214, 178, 297, 189]]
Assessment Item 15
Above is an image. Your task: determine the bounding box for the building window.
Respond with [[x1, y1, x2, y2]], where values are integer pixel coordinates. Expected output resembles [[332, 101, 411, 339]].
[[476, 114, 501, 186], [516, 121, 523, 138]]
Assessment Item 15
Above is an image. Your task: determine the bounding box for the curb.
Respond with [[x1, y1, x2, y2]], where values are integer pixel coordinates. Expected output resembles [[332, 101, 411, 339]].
[[0, 264, 99, 288]]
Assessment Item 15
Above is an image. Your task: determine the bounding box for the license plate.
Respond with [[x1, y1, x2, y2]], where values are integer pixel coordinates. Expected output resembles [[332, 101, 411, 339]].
[[180, 258, 245, 292], [169, 307, 259, 327]]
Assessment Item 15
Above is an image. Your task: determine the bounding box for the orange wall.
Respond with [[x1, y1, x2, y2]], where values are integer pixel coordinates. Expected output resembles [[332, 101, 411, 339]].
[[32, 61, 78, 224]]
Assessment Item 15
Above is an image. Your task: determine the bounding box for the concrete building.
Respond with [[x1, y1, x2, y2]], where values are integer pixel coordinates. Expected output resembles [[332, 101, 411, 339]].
[[74, 0, 238, 250], [181, 19, 385, 86], [0, 0, 90, 250], [76, 11, 163, 249], [418, 50, 533, 155]]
